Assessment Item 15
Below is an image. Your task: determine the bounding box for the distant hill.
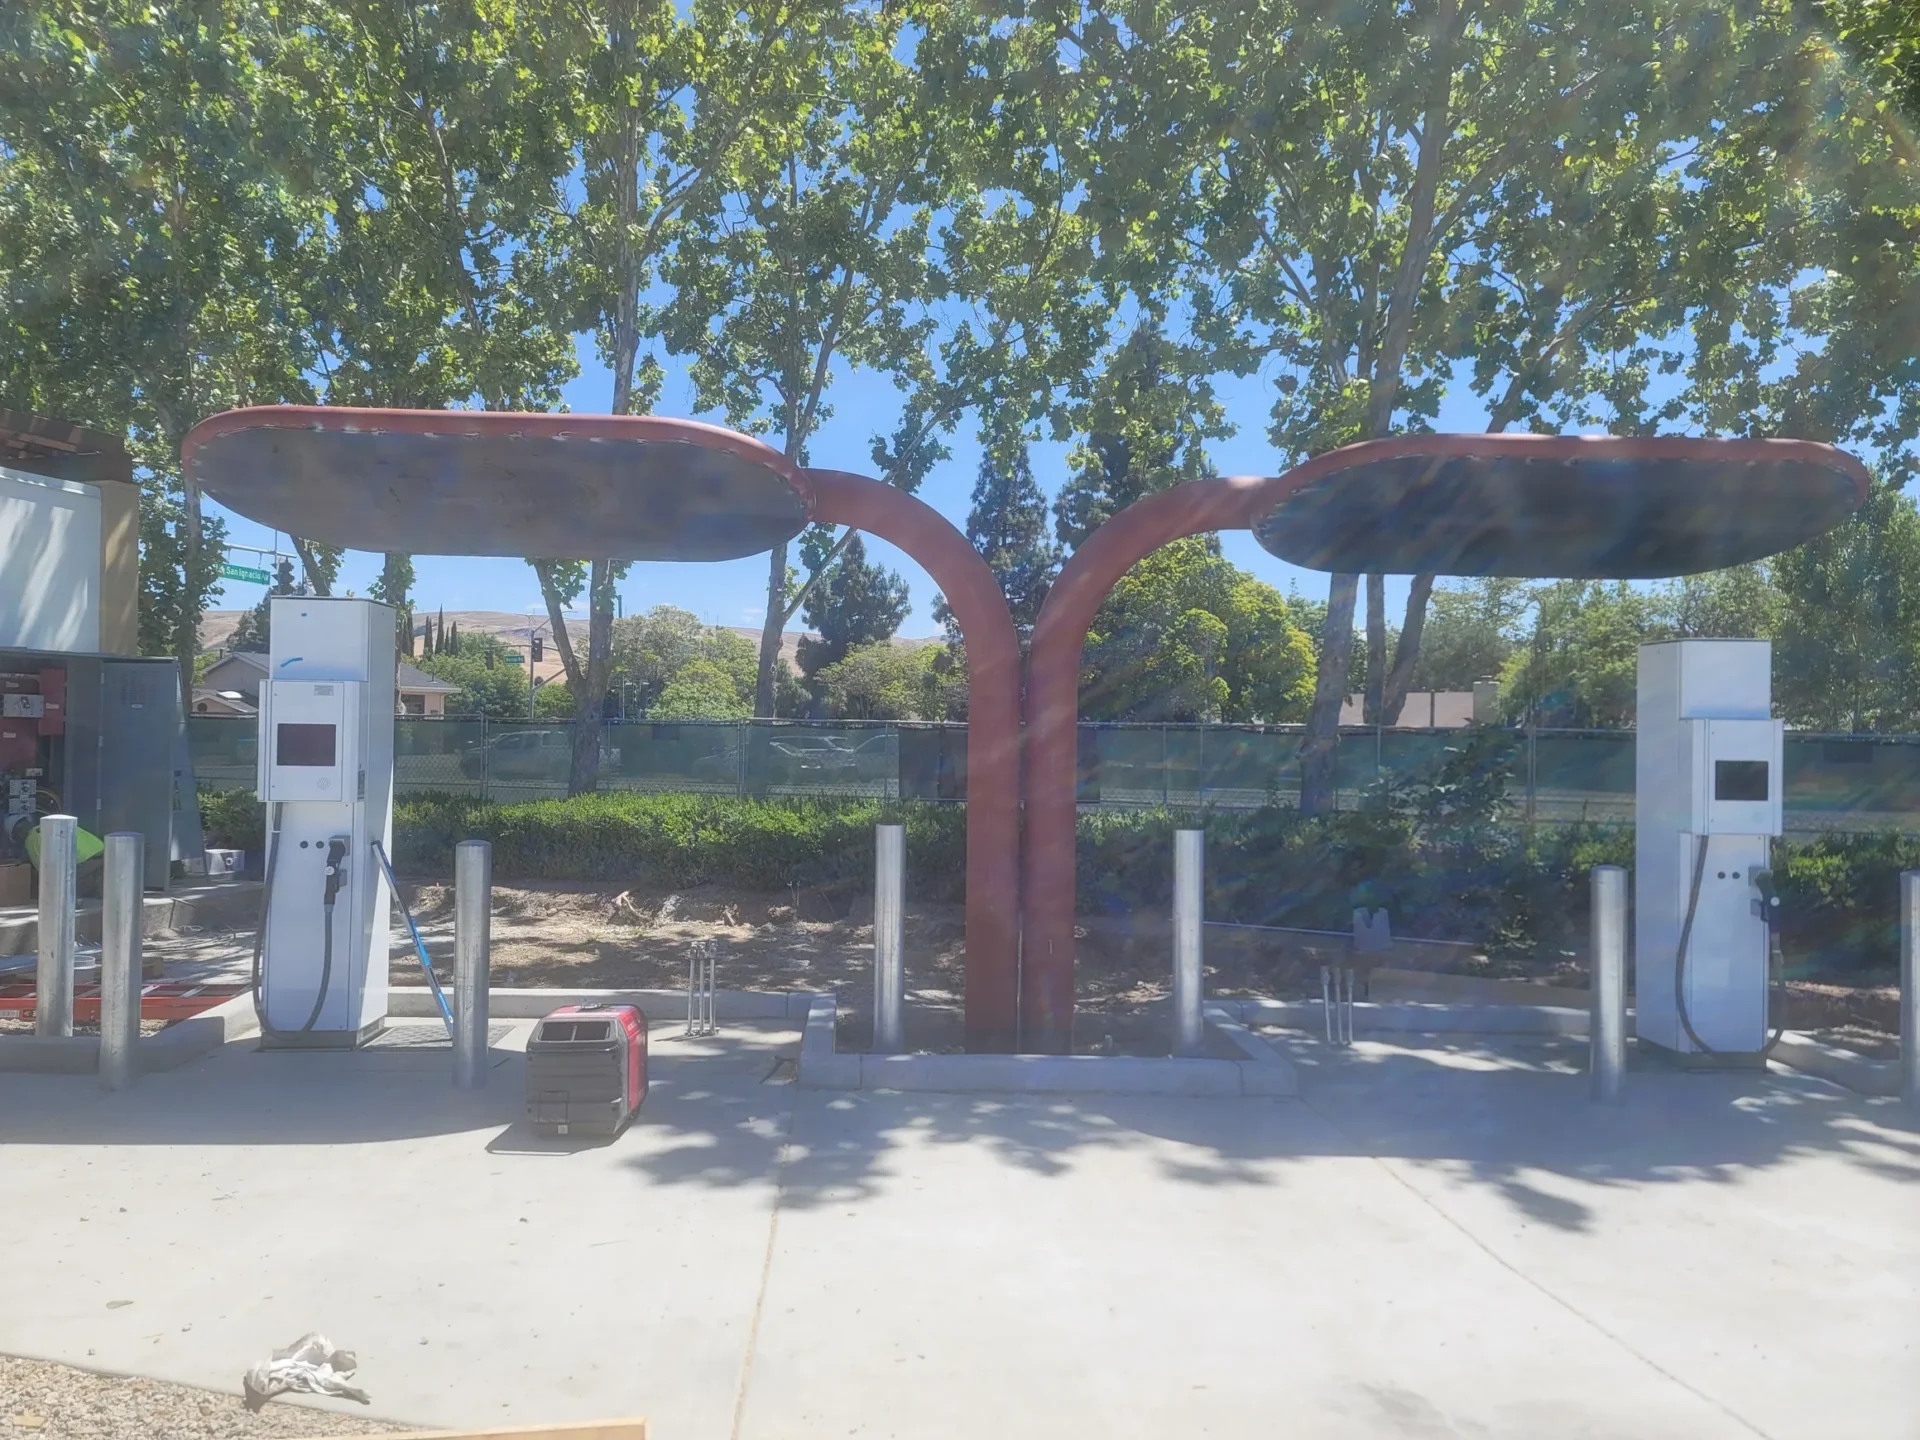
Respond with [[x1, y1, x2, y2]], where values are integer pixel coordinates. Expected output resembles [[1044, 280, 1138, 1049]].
[[198, 608, 936, 683]]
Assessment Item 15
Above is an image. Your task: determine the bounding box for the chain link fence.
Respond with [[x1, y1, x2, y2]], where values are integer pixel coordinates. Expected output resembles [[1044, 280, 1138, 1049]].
[[187, 716, 1920, 833]]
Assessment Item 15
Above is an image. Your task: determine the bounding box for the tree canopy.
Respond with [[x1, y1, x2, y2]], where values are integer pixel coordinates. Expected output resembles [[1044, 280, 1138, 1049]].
[[5, 0, 1920, 777], [1082, 539, 1315, 723]]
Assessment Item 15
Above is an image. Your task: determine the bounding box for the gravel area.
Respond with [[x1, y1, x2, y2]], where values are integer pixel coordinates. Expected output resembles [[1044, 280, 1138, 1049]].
[[0, 1356, 408, 1438]]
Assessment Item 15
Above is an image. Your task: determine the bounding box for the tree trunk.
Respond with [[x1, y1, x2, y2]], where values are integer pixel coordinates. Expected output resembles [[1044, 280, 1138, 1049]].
[[567, 559, 616, 797], [1363, 573, 1386, 724], [754, 539, 788, 716], [1299, 573, 1359, 813], [1378, 573, 1436, 728], [292, 538, 333, 597]]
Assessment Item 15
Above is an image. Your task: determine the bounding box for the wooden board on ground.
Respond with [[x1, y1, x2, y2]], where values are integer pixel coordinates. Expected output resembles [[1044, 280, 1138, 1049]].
[[345, 1421, 646, 1440]]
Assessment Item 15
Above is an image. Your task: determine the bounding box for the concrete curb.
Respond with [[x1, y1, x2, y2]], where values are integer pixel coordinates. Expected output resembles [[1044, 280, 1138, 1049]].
[[0, 880, 262, 957], [1221, 998, 1592, 1036], [1770, 1031, 1901, 1097], [794, 992, 1300, 1097], [0, 990, 259, 1076], [1203, 1004, 1300, 1096], [389, 986, 817, 1022]]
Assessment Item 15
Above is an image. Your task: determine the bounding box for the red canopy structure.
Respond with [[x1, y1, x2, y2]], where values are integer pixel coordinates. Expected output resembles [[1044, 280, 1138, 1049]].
[[1019, 434, 1871, 1052], [184, 407, 1026, 1051], [188, 410, 1870, 1055]]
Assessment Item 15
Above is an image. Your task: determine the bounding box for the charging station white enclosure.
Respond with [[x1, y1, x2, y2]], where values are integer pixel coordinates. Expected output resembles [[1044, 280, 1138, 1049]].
[[1634, 640, 1784, 1057], [256, 597, 395, 1045]]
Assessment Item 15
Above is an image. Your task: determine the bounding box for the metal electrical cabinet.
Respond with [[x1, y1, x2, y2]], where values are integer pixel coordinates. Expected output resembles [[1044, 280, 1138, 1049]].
[[0, 648, 186, 892], [100, 659, 180, 890]]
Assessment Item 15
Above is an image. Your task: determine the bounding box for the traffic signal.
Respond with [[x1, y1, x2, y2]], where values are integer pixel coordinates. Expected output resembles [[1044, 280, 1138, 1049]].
[[531, 635, 544, 663]]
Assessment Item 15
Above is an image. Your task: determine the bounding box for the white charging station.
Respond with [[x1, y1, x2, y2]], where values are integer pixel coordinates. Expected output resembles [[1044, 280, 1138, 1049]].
[[1634, 640, 1785, 1062], [253, 597, 395, 1047]]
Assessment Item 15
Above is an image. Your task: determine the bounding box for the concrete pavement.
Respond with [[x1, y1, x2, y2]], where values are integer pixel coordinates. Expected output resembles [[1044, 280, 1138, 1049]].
[[1, 1024, 1915, 1438]]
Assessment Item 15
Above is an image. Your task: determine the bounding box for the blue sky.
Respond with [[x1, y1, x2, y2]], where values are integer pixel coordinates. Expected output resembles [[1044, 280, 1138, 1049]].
[[203, 338, 1501, 634]]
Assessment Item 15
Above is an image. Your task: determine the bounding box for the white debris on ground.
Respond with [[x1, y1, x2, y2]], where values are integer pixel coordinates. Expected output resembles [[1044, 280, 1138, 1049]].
[[241, 1335, 369, 1412], [0, 1355, 406, 1438]]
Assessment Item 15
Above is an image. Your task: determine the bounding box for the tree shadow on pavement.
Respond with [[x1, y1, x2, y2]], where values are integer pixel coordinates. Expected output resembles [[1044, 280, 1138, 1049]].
[[618, 1030, 1920, 1236]]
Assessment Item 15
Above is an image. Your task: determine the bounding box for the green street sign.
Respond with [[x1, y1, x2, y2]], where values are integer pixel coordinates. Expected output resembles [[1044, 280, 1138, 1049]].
[[502, 652, 525, 664], [219, 563, 271, 585]]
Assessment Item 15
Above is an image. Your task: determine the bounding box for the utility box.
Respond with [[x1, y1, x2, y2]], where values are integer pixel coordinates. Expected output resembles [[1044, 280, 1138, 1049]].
[[1635, 640, 1784, 1059], [527, 1004, 649, 1136]]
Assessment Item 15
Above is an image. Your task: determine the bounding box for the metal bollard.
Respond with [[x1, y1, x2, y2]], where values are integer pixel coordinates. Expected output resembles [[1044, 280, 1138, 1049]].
[[452, 839, 491, 1089], [873, 823, 905, 1053], [35, 814, 77, 1038], [1902, 872, 1920, 1111], [1590, 865, 1628, 1102], [1172, 829, 1205, 1056], [98, 833, 144, 1090]]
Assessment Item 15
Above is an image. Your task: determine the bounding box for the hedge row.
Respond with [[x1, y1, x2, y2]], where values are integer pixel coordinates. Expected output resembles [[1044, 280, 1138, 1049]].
[[198, 787, 1912, 974], [200, 788, 968, 902]]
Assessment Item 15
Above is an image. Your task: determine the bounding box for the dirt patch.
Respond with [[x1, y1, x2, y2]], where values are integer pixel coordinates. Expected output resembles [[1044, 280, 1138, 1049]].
[[0, 1018, 173, 1037], [380, 881, 1902, 1057], [395, 880, 966, 1001]]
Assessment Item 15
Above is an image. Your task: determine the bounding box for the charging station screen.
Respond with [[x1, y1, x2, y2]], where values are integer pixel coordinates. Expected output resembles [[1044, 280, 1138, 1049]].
[[276, 722, 337, 768], [1714, 759, 1769, 802]]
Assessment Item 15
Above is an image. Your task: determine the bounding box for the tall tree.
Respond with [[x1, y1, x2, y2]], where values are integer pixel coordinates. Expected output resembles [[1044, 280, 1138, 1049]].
[[1082, 538, 1316, 723], [1405, 579, 1531, 692], [1660, 564, 1780, 641], [369, 552, 417, 656], [526, 0, 831, 792], [1771, 475, 1920, 731], [1058, 0, 1909, 807], [660, 3, 958, 714], [0, 0, 327, 684], [938, 419, 1060, 644], [795, 533, 910, 685], [1498, 581, 1662, 727], [1053, 326, 1228, 549]]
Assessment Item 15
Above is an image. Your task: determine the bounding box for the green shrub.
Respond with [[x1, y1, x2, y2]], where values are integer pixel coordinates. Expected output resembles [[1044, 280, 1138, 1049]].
[[385, 791, 968, 901], [200, 788, 266, 851], [193, 782, 1906, 976]]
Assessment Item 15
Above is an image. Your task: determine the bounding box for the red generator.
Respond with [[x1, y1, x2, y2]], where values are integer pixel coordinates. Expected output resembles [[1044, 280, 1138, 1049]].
[[526, 1004, 648, 1137]]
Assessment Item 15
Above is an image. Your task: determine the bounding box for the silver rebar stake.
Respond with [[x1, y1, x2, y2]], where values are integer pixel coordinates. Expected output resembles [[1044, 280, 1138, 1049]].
[[1901, 871, 1920, 1111], [35, 814, 77, 1038], [452, 839, 491, 1089], [98, 833, 144, 1090], [686, 939, 716, 1037], [873, 823, 905, 1053], [1172, 828, 1205, 1056], [1320, 965, 1354, 1047], [1590, 865, 1628, 1102]]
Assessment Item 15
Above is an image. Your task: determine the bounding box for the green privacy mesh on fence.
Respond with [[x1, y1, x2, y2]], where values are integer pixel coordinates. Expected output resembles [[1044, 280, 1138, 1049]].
[[185, 717, 1920, 832]]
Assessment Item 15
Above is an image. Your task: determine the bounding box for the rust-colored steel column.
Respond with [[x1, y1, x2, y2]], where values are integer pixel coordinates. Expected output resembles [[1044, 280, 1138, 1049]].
[[807, 470, 1024, 1051], [1021, 475, 1292, 1052]]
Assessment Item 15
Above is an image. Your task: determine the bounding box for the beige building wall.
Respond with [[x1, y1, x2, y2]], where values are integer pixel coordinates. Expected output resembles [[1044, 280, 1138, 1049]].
[[0, 411, 140, 656], [95, 478, 139, 655]]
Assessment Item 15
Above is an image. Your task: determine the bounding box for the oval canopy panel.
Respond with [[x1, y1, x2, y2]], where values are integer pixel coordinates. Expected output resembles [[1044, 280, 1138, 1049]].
[[1250, 435, 1870, 578], [184, 407, 813, 562]]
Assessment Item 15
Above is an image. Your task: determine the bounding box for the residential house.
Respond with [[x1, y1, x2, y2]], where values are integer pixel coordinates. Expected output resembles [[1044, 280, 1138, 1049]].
[[196, 651, 459, 717]]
